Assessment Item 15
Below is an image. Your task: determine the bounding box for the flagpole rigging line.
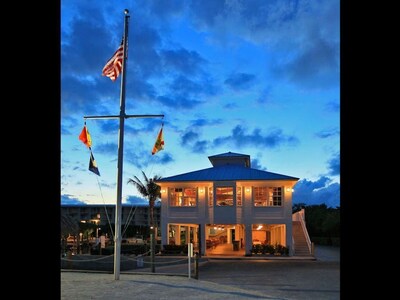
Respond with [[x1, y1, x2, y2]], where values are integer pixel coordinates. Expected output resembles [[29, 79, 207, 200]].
[[94, 175, 115, 239]]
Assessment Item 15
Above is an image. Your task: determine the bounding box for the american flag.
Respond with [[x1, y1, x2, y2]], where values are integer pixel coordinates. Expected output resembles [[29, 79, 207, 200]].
[[102, 41, 124, 81]]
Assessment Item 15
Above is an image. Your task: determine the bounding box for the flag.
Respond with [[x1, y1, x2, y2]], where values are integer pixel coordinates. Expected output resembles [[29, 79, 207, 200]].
[[152, 126, 164, 155], [79, 125, 92, 148], [89, 151, 100, 176], [102, 40, 124, 81]]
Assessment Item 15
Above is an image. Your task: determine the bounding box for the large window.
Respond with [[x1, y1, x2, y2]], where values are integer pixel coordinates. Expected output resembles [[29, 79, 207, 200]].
[[254, 187, 282, 206], [216, 187, 233, 206], [169, 188, 197, 206]]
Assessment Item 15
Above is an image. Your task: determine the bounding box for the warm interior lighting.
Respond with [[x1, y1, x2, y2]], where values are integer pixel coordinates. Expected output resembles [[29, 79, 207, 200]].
[[246, 188, 250, 192], [161, 189, 166, 193], [199, 188, 204, 193], [256, 225, 263, 230]]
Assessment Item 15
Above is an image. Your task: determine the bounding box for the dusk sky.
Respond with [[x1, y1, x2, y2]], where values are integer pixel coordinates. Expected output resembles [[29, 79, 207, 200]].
[[61, 0, 340, 208]]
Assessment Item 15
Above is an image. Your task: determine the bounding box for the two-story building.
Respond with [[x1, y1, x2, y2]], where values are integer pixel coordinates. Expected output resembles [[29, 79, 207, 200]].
[[156, 151, 303, 256]]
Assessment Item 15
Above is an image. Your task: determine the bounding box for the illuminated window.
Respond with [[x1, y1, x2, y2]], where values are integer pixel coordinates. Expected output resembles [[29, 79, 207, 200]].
[[237, 186, 242, 206], [269, 187, 282, 206], [254, 187, 282, 207], [216, 187, 233, 206], [169, 188, 197, 206], [208, 187, 213, 206]]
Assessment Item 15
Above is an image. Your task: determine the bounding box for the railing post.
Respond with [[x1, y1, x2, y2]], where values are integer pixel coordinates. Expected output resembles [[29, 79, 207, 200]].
[[188, 243, 193, 278]]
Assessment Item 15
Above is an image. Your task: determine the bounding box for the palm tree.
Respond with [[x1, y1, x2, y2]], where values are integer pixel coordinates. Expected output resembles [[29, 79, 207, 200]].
[[127, 171, 162, 228]]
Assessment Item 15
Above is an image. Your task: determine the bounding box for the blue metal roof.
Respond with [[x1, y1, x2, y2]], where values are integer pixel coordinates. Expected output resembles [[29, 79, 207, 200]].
[[157, 164, 299, 182], [208, 151, 251, 167], [208, 151, 249, 158]]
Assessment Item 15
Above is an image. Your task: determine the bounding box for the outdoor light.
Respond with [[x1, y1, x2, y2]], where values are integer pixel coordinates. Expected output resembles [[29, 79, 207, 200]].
[[246, 188, 250, 192], [199, 188, 204, 193]]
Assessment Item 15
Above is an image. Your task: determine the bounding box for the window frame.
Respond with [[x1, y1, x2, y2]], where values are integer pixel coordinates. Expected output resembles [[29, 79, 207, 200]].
[[253, 187, 283, 207], [216, 186, 234, 206], [169, 187, 198, 207]]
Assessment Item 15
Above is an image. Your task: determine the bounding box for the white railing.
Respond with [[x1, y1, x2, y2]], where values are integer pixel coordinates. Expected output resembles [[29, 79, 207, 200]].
[[292, 208, 312, 255]]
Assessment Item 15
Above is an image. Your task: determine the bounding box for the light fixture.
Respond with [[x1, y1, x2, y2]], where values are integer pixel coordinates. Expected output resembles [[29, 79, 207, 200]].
[[246, 187, 250, 192], [199, 188, 204, 193], [161, 189, 166, 193]]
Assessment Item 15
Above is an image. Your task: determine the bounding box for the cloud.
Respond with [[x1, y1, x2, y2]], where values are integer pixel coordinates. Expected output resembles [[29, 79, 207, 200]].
[[179, 124, 299, 154], [188, 0, 339, 89], [146, 0, 186, 20], [61, 194, 87, 205], [256, 87, 273, 105], [156, 94, 204, 109], [251, 158, 267, 171], [327, 152, 340, 176], [315, 127, 340, 139], [190, 118, 224, 127], [95, 142, 118, 156], [273, 36, 339, 89], [293, 176, 340, 207], [223, 102, 239, 109], [181, 130, 200, 146], [213, 125, 299, 148], [325, 101, 340, 113], [161, 48, 207, 75], [124, 148, 174, 169], [224, 72, 257, 91]]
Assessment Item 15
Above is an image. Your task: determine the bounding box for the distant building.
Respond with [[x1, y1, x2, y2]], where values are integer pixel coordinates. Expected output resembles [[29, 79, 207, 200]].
[[156, 151, 311, 256], [60, 204, 161, 235]]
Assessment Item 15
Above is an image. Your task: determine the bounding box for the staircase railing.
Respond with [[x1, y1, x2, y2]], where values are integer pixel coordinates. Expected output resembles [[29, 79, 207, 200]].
[[292, 208, 313, 255]]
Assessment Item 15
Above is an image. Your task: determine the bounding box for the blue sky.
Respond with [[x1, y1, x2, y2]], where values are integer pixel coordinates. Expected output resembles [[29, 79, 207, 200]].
[[61, 0, 340, 208]]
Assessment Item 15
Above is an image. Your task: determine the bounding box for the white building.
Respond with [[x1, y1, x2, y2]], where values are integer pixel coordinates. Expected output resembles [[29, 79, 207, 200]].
[[156, 151, 309, 256]]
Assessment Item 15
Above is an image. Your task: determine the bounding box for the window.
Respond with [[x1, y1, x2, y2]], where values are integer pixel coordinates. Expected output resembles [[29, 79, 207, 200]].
[[269, 187, 282, 206], [254, 187, 282, 206], [208, 187, 213, 206], [254, 187, 267, 206], [169, 188, 197, 206], [237, 187, 242, 206], [216, 187, 233, 206]]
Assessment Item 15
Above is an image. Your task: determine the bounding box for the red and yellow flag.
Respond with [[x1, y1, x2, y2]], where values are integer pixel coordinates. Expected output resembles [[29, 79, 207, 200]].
[[152, 127, 164, 155], [79, 125, 92, 148]]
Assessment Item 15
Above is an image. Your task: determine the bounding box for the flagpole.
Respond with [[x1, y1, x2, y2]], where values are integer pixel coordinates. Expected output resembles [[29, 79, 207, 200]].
[[114, 8, 130, 280], [80, 9, 164, 280]]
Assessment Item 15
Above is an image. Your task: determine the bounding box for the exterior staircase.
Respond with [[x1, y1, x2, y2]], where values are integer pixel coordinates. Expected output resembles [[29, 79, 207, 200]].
[[292, 221, 311, 256]]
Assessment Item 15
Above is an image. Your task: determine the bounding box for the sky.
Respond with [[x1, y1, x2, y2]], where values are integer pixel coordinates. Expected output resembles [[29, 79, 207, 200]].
[[61, 0, 340, 208]]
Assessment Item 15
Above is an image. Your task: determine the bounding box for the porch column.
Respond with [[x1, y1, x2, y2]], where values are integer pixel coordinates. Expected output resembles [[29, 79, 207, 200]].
[[244, 223, 252, 255]]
